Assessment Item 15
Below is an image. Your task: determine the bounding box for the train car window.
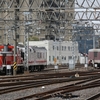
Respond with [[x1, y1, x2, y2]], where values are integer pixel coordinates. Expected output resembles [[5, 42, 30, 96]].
[[37, 52, 39, 58], [43, 53, 44, 58], [37, 52, 42, 58], [40, 53, 42, 58], [34, 50, 36, 53], [94, 52, 97, 57]]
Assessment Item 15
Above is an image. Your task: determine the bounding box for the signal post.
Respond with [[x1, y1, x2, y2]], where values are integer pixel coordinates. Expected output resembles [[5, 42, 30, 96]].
[[13, 62, 17, 75], [54, 58, 58, 71]]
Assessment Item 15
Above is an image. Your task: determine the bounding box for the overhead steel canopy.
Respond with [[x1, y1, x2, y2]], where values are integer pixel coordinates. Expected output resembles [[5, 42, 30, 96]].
[[0, 0, 100, 43], [0, 0, 99, 9], [0, 0, 100, 29]]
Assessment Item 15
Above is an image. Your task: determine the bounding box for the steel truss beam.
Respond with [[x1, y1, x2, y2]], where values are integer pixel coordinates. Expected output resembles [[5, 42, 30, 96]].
[[0, 0, 100, 9], [1, 10, 100, 21], [0, 11, 100, 30], [0, 0, 100, 31], [0, 0, 100, 48]]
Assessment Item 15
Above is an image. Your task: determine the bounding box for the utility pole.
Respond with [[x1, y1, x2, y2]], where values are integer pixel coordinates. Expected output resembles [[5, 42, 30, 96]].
[[93, 30, 95, 49], [71, 24, 75, 70], [24, 25, 29, 72], [24, 14, 29, 74], [58, 0, 61, 65], [72, 31, 75, 68], [13, 3, 18, 75]]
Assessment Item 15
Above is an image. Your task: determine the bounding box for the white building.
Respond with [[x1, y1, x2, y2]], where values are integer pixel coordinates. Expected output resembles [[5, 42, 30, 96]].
[[29, 40, 79, 65]]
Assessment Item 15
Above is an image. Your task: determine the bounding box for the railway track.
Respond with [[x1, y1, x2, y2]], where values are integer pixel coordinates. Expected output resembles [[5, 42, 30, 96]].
[[15, 76, 100, 100], [0, 75, 100, 95], [86, 92, 100, 100], [0, 70, 100, 87], [0, 69, 100, 100], [0, 69, 100, 82]]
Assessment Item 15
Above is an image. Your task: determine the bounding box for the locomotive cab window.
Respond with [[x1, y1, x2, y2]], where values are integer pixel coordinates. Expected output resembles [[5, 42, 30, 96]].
[[94, 52, 97, 57]]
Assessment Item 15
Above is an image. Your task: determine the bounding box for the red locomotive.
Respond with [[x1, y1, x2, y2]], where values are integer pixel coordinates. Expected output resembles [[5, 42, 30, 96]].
[[0, 44, 47, 75]]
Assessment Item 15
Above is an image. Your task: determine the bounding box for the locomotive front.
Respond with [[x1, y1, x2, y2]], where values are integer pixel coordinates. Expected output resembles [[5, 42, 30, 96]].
[[0, 44, 14, 74]]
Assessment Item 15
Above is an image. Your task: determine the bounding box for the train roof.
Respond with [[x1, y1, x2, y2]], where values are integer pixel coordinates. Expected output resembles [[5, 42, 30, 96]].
[[17, 44, 24, 47], [89, 49, 100, 52], [30, 46, 46, 50], [17, 44, 46, 50]]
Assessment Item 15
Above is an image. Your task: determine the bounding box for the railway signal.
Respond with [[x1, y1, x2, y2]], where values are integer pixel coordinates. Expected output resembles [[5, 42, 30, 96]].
[[13, 62, 17, 70]]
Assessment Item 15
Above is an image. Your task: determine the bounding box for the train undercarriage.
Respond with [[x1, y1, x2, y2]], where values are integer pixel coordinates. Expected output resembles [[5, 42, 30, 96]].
[[0, 65, 47, 75], [88, 62, 100, 69]]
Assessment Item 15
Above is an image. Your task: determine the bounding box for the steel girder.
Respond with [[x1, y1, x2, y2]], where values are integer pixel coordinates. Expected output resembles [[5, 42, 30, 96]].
[[0, 0, 100, 30]]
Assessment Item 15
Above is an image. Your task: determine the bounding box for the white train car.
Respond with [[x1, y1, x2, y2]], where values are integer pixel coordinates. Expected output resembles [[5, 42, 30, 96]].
[[18, 45, 47, 72]]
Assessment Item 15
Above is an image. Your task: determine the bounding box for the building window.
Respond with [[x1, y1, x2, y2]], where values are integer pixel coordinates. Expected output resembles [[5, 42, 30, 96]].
[[79, 44, 82, 47], [57, 46, 59, 50], [71, 47, 74, 51], [57, 56, 59, 60], [53, 46, 54, 50], [65, 57, 66, 60], [68, 56, 72, 60], [65, 46, 66, 50], [49, 56, 51, 61], [53, 56, 54, 61], [75, 56, 77, 60], [62, 46, 63, 51], [68, 46, 70, 51]]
